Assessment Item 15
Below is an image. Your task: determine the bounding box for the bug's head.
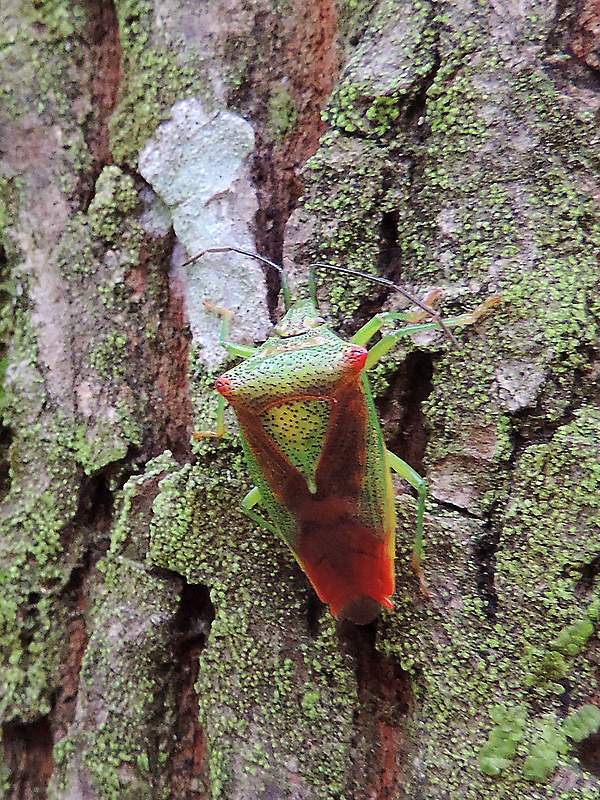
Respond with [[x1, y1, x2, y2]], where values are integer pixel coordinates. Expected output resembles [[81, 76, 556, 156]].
[[275, 299, 325, 338]]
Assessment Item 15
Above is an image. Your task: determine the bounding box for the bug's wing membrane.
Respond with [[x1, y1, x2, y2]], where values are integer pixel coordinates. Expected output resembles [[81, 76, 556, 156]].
[[299, 378, 395, 622]]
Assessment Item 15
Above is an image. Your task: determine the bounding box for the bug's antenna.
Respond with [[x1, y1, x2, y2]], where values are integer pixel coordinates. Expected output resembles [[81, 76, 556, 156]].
[[310, 262, 462, 349], [182, 246, 293, 310]]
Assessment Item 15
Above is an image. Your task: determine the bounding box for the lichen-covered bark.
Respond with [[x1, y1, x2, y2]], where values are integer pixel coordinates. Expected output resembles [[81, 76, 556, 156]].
[[0, 0, 599, 799]]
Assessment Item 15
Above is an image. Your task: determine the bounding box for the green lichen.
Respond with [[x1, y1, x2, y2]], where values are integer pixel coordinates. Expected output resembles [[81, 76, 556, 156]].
[[0, 316, 84, 723], [88, 167, 141, 242], [62, 164, 145, 279], [197, 609, 357, 798], [50, 561, 180, 800], [0, 10, 161, 748], [338, 0, 378, 44], [44, 457, 185, 799], [324, 0, 437, 139], [481, 705, 600, 783], [298, 134, 412, 324], [562, 705, 600, 743], [66, 420, 132, 476], [470, 409, 600, 786], [524, 615, 597, 692], [30, 0, 86, 41], [266, 84, 298, 141], [0, 432, 82, 720], [522, 717, 569, 782], [104, 451, 180, 570], [18, 0, 93, 177], [89, 331, 130, 381], [479, 704, 527, 776]]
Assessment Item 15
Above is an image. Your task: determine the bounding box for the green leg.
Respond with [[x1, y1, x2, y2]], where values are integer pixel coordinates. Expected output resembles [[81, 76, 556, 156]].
[[195, 303, 256, 438], [365, 321, 448, 368], [354, 296, 501, 369], [386, 450, 428, 593], [195, 394, 227, 439], [351, 311, 419, 347], [241, 486, 279, 535], [205, 300, 257, 359]]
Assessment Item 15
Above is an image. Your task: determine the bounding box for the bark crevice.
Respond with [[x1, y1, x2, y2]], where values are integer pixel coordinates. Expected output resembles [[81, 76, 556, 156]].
[[2, 718, 54, 800], [341, 623, 413, 799], [167, 582, 215, 800], [79, 0, 122, 206]]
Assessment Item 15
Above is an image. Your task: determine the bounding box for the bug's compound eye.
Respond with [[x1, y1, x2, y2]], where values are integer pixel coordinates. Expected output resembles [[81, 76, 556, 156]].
[[215, 376, 234, 397], [343, 345, 368, 371]]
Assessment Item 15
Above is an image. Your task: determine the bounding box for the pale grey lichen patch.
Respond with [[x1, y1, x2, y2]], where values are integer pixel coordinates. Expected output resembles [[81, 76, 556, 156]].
[[138, 187, 172, 238], [138, 98, 271, 369], [495, 361, 546, 412]]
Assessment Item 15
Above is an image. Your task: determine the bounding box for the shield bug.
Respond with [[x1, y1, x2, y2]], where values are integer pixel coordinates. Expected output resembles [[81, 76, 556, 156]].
[[194, 247, 500, 624]]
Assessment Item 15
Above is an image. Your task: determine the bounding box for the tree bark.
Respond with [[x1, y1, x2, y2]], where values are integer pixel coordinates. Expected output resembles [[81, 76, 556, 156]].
[[1, 1, 599, 799]]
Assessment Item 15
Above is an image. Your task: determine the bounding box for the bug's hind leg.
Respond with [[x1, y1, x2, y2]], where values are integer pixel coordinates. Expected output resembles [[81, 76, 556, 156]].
[[386, 450, 429, 596]]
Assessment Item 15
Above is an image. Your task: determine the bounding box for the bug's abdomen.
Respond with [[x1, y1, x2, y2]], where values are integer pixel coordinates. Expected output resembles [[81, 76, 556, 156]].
[[295, 500, 394, 623]]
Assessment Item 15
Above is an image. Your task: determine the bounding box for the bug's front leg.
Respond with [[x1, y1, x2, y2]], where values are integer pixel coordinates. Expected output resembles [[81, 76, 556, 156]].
[[195, 394, 228, 438], [195, 301, 257, 439], [355, 295, 502, 368], [204, 300, 257, 359]]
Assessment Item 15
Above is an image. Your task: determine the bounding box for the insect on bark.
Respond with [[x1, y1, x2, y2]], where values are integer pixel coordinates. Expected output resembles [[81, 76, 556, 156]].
[[193, 247, 500, 624]]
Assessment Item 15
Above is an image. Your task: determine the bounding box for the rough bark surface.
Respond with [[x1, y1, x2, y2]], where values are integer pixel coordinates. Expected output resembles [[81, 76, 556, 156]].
[[1, 1, 599, 799]]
